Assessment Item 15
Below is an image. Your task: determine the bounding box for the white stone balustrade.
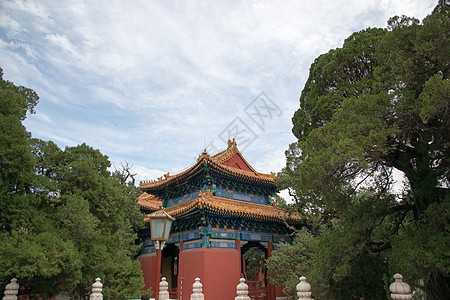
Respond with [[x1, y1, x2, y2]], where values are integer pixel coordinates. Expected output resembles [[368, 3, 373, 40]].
[[89, 278, 103, 300], [1, 272, 419, 300], [191, 277, 204, 300], [2, 278, 19, 300], [390, 273, 413, 300], [159, 277, 169, 300], [297, 276, 313, 300], [235, 278, 250, 300]]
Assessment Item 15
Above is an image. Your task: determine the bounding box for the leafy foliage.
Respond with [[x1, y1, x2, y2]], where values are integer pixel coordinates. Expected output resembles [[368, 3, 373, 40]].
[[272, 2, 449, 299], [390, 198, 450, 299], [267, 229, 315, 297], [0, 68, 146, 299], [0, 69, 38, 196]]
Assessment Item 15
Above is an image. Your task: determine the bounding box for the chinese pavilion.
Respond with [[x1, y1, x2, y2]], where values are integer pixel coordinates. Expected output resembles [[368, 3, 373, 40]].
[[138, 139, 303, 300]]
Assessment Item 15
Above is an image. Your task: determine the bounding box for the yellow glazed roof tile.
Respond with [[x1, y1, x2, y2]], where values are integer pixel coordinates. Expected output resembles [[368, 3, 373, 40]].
[[138, 193, 163, 210], [154, 190, 303, 223]]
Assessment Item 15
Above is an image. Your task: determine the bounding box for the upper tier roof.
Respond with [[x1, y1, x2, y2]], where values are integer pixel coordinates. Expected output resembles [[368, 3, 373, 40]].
[[139, 139, 276, 191]]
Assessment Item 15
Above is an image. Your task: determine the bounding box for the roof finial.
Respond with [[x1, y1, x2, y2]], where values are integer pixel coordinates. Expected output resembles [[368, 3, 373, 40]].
[[198, 149, 210, 161], [227, 138, 237, 149]]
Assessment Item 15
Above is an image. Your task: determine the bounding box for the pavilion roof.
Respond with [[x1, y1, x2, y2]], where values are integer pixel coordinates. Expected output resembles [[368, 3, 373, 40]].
[[211, 138, 258, 173], [139, 139, 276, 191], [138, 193, 163, 210], [140, 190, 303, 224]]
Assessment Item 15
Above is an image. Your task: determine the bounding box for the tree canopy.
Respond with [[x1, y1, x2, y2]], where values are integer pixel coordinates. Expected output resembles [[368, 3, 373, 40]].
[[0, 69, 146, 299], [271, 1, 449, 299]]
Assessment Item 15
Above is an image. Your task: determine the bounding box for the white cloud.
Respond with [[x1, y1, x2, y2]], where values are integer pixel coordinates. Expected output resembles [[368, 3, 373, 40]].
[[0, 14, 22, 34], [1, 0, 437, 185], [2, 0, 50, 19], [45, 33, 78, 57]]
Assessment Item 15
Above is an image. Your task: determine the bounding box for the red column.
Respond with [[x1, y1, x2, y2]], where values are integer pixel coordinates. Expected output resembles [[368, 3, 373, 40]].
[[236, 239, 243, 277]]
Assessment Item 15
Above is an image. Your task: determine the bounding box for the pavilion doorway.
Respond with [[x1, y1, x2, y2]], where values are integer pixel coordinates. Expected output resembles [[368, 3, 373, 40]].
[[162, 243, 179, 299], [241, 242, 268, 300]]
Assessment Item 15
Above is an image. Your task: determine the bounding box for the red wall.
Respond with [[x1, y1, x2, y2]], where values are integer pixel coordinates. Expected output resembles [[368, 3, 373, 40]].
[[139, 245, 286, 299], [178, 247, 241, 300], [138, 253, 157, 293]]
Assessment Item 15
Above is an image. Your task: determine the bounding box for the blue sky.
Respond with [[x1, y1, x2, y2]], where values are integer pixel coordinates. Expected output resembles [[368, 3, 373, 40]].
[[0, 0, 436, 188]]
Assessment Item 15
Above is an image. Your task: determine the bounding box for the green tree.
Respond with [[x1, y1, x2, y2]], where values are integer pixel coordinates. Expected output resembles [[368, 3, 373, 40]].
[[0, 68, 146, 299], [267, 229, 315, 297], [276, 1, 449, 299], [30, 140, 145, 299], [307, 190, 394, 299], [0, 68, 38, 224]]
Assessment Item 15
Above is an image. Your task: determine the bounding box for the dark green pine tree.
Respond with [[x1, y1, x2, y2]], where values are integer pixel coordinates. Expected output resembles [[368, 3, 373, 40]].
[[0, 69, 147, 299], [273, 1, 449, 299]]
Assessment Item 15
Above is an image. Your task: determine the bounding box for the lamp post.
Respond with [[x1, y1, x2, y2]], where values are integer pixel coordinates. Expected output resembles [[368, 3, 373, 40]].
[[144, 209, 175, 300]]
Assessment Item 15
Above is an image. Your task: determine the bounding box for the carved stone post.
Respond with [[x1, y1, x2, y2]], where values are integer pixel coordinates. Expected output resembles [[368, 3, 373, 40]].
[[296, 276, 313, 300], [159, 277, 170, 300], [390, 273, 413, 300], [89, 278, 103, 300], [235, 278, 250, 300], [2, 278, 19, 300], [190, 278, 204, 300]]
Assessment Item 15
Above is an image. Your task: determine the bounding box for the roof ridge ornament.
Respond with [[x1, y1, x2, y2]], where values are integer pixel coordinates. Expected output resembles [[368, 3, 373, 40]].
[[198, 189, 214, 200], [198, 149, 210, 161], [227, 138, 237, 149]]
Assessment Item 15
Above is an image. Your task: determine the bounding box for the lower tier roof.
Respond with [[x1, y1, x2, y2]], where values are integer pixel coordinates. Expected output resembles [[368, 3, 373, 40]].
[[140, 190, 303, 224]]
